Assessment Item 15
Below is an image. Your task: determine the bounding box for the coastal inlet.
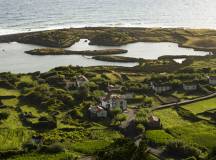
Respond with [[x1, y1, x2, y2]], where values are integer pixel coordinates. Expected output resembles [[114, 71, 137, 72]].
[[0, 39, 207, 73]]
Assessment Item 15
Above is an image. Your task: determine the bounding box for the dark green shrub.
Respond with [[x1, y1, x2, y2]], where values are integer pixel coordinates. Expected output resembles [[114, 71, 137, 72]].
[[165, 141, 201, 158], [0, 80, 15, 89], [32, 117, 57, 130], [22, 142, 38, 151], [17, 81, 34, 89], [176, 108, 199, 121], [97, 138, 137, 160], [136, 123, 145, 133], [0, 112, 9, 120], [39, 143, 65, 153]]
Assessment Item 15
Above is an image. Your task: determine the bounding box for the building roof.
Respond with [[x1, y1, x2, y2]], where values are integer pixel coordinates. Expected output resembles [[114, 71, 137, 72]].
[[89, 105, 105, 113], [148, 115, 159, 122]]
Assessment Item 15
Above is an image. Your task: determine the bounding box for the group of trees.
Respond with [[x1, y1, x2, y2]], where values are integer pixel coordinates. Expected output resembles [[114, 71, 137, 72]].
[[97, 138, 149, 160]]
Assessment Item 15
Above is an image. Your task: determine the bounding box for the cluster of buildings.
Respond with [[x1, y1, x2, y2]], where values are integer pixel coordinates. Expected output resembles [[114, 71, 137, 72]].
[[61, 75, 89, 90], [151, 75, 216, 93], [88, 85, 127, 119]]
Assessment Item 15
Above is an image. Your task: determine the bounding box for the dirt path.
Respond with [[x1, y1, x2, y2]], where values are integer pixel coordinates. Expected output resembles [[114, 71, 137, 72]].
[[120, 108, 136, 128], [78, 156, 95, 160], [118, 108, 139, 138]]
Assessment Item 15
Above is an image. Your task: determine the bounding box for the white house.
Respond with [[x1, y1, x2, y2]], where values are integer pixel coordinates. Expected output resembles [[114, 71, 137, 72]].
[[183, 82, 197, 91], [151, 82, 172, 93], [209, 76, 216, 85], [101, 94, 127, 111], [88, 105, 107, 118], [76, 75, 89, 87]]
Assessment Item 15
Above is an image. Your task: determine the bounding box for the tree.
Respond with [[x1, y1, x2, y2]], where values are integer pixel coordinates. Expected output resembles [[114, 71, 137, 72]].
[[77, 86, 89, 100], [131, 139, 149, 160]]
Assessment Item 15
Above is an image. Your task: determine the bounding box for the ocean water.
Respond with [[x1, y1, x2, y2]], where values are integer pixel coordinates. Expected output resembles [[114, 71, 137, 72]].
[[0, 0, 216, 35]]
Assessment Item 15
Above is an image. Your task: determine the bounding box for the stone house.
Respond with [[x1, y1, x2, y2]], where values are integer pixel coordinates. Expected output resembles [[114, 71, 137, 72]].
[[88, 105, 108, 118], [209, 76, 216, 85], [76, 75, 89, 87], [123, 93, 135, 99], [147, 115, 161, 129], [151, 82, 172, 93], [183, 82, 198, 91], [101, 94, 127, 111]]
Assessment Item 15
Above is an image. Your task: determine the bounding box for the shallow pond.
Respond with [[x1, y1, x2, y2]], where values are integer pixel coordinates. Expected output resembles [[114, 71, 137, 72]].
[[0, 39, 207, 73]]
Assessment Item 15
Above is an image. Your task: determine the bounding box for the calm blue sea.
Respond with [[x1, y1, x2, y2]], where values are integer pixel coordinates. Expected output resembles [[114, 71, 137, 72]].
[[0, 0, 216, 35]]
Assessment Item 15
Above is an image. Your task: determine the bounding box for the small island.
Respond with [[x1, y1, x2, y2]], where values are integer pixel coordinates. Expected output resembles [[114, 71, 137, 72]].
[[25, 48, 128, 56], [92, 55, 140, 62]]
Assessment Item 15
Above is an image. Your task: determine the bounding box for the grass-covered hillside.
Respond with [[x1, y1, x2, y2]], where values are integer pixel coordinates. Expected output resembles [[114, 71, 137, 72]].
[[0, 64, 215, 160]]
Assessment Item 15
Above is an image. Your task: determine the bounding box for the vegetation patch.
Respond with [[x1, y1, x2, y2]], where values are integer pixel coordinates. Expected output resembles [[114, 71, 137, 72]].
[[0, 128, 32, 151], [145, 130, 175, 146], [182, 98, 216, 114], [154, 108, 216, 149]]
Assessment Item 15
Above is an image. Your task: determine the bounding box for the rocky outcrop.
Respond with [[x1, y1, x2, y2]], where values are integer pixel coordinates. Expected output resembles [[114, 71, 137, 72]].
[[18, 30, 79, 48], [89, 31, 136, 46], [25, 48, 128, 56]]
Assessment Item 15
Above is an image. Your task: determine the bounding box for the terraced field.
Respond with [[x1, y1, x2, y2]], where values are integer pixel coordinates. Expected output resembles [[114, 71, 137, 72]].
[[182, 98, 216, 114], [154, 107, 216, 149]]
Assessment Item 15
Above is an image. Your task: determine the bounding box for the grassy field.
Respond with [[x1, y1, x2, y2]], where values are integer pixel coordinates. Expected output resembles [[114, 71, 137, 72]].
[[1, 98, 19, 106], [154, 108, 216, 149], [190, 57, 216, 70], [181, 98, 216, 114], [0, 128, 32, 151], [70, 140, 111, 154], [19, 75, 34, 83], [172, 91, 205, 100], [146, 130, 175, 146], [0, 88, 20, 97], [8, 152, 77, 160], [0, 108, 23, 129]]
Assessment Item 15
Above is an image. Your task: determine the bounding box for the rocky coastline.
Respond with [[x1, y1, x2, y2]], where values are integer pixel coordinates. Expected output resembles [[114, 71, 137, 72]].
[[1, 27, 216, 53]]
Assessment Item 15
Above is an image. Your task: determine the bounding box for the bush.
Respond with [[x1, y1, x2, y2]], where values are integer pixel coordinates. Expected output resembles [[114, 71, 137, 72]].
[[176, 108, 199, 121], [136, 123, 145, 133], [32, 117, 57, 130], [0, 80, 15, 89], [111, 107, 122, 117], [135, 109, 149, 124], [165, 141, 201, 158], [22, 142, 38, 151], [97, 138, 137, 160], [17, 82, 34, 90], [69, 108, 84, 119], [39, 143, 65, 153], [0, 112, 9, 120], [115, 114, 127, 122]]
